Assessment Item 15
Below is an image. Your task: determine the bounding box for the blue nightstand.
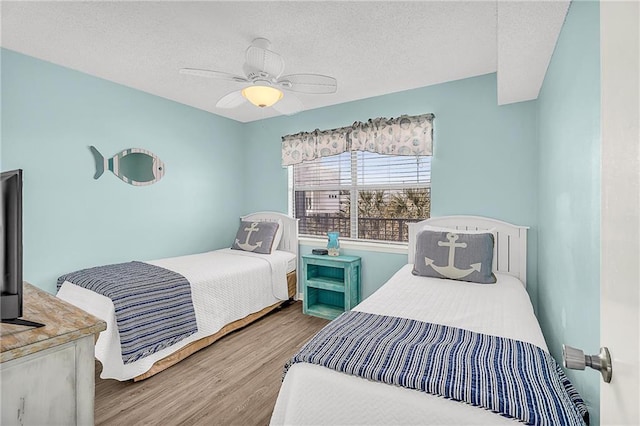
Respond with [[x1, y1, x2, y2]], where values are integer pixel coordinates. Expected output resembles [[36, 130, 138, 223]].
[[302, 254, 361, 320]]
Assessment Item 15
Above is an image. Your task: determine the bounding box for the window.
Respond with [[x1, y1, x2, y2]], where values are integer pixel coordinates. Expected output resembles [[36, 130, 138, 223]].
[[291, 151, 431, 243]]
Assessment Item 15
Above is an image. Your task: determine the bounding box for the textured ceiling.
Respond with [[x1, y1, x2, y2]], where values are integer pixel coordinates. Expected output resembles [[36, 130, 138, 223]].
[[1, 1, 569, 123]]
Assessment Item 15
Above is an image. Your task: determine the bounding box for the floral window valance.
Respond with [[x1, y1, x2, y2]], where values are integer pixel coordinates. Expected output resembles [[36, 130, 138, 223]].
[[281, 113, 435, 166]]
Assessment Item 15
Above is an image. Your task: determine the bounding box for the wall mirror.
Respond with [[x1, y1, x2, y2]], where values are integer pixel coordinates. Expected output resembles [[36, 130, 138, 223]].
[[90, 146, 165, 186]]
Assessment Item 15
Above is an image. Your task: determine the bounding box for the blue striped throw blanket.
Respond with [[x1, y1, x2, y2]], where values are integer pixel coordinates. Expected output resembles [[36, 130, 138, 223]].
[[57, 261, 198, 364], [285, 311, 588, 426]]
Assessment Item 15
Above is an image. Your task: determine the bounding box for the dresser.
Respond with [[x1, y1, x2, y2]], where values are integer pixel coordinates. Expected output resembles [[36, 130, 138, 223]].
[[302, 254, 361, 320], [1, 283, 106, 426]]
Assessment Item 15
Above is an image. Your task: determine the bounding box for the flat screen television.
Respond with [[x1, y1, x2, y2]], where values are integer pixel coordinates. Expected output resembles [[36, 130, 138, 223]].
[[1, 169, 43, 327]]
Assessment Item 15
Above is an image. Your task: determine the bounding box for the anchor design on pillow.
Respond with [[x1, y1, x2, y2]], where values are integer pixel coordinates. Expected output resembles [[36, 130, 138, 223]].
[[235, 222, 264, 252], [425, 233, 481, 279]]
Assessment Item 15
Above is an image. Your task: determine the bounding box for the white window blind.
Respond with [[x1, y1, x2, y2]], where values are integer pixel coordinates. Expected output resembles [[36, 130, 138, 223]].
[[292, 151, 431, 243]]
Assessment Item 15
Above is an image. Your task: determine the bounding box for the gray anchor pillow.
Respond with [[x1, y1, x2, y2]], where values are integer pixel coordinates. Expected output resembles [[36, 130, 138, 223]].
[[412, 229, 496, 284], [231, 221, 280, 254]]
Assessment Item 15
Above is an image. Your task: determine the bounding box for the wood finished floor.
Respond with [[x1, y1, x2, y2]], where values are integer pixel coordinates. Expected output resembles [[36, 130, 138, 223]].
[[95, 301, 329, 426]]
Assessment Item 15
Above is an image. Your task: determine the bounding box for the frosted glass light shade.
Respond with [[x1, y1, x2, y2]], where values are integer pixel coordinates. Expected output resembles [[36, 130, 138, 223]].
[[241, 85, 283, 108]]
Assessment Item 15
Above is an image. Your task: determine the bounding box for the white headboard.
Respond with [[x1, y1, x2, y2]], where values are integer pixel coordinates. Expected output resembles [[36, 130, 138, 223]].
[[408, 215, 529, 286], [241, 211, 299, 259]]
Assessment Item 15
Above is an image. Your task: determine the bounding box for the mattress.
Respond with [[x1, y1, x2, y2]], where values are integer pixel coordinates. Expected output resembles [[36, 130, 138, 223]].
[[271, 265, 547, 425], [57, 248, 296, 381], [286, 253, 297, 274]]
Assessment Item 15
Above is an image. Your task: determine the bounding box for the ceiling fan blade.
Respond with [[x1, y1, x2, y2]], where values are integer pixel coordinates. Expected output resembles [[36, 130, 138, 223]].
[[278, 74, 337, 94], [271, 93, 303, 116], [244, 40, 285, 78], [179, 68, 248, 83], [216, 90, 246, 109]]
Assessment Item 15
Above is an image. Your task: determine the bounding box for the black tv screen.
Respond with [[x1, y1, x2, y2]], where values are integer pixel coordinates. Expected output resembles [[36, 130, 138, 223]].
[[1, 169, 23, 320]]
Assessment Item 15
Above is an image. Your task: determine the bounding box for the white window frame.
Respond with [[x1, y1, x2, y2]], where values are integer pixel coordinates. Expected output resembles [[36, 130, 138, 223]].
[[289, 151, 431, 247]]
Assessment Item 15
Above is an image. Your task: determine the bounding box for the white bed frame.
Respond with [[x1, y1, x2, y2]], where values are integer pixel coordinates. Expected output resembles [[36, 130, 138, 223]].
[[272, 216, 540, 426], [241, 211, 298, 259], [240, 211, 299, 302], [408, 215, 529, 287]]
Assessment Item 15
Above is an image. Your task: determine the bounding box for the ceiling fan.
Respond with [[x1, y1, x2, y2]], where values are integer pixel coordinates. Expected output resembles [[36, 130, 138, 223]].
[[179, 38, 337, 115]]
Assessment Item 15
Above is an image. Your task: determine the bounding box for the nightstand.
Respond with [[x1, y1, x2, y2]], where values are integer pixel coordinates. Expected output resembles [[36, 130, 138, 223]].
[[302, 254, 361, 320]]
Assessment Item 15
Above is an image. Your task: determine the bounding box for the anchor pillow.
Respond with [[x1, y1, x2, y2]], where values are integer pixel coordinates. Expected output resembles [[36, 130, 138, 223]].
[[231, 221, 280, 254], [412, 229, 496, 284]]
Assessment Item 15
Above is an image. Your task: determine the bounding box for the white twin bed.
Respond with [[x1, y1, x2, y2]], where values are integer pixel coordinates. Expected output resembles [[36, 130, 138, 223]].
[[57, 211, 298, 382], [271, 216, 585, 425]]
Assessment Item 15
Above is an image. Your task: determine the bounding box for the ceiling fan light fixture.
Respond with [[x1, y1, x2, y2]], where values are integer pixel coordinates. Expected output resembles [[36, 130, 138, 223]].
[[241, 85, 283, 108]]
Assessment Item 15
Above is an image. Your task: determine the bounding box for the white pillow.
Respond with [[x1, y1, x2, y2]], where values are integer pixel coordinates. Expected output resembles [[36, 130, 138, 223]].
[[272, 219, 284, 252]]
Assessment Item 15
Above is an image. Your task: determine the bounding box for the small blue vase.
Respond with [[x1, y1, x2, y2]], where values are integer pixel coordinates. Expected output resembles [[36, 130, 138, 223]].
[[327, 232, 340, 256]]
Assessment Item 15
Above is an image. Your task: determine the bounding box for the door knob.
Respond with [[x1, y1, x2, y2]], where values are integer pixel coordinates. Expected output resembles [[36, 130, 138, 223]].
[[562, 344, 612, 383]]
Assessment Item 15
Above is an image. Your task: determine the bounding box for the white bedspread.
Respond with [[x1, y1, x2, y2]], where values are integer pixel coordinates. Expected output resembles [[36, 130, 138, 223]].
[[271, 265, 547, 425], [57, 248, 295, 381]]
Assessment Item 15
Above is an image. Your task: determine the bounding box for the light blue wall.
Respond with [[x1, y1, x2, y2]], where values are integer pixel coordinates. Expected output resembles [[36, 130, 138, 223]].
[[537, 1, 601, 423], [243, 74, 540, 303], [1, 49, 246, 294]]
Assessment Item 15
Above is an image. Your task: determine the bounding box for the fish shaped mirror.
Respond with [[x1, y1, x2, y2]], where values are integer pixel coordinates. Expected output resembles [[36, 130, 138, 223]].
[[90, 146, 165, 186]]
